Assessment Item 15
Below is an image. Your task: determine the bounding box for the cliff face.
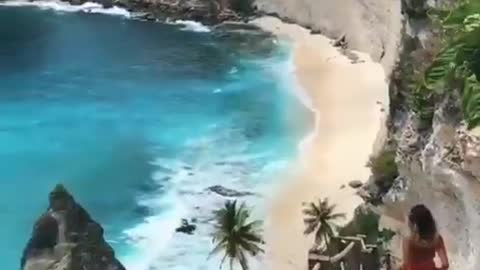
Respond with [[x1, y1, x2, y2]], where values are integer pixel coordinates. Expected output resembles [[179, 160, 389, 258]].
[[383, 98, 480, 268], [253, 0, 403, 75], [378, 0, 480, 268], [21, 185, 125, 270], [252, 0, 480, 268]]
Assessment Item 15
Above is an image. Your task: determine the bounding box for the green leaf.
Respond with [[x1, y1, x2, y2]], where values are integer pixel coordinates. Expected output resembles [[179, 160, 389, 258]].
[[210, 200, 264, 270]]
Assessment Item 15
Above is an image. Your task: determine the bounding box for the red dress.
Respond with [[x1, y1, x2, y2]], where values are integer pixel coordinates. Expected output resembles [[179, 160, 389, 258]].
[[405, 236, 445, 270]]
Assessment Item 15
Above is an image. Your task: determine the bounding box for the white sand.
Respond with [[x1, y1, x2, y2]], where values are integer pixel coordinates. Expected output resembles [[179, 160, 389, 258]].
[[254, 0, 403, 77], [251, 17, 390, 270]]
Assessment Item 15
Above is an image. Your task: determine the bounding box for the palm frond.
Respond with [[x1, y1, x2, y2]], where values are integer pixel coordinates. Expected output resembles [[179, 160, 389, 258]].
[[328, 213, 347, 220], [423, 45, 459, 90], [209, 240, 228, 258], [237, 249, 249, 270], [210, 200, 264, 270], [463, 74, 480, 129], [302, 197, 346, 249], [304, 221, 319, 235]]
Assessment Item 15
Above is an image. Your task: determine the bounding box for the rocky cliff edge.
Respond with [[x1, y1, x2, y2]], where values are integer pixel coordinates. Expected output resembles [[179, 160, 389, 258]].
[[21, 184, 126, 270]]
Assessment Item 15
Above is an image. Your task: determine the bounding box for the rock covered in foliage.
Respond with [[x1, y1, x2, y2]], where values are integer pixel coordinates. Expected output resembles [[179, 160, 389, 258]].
[[21, 184, 125, 270]]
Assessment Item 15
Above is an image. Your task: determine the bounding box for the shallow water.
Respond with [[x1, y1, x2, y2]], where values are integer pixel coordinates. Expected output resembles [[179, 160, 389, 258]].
[[0, 4, 310, 270]]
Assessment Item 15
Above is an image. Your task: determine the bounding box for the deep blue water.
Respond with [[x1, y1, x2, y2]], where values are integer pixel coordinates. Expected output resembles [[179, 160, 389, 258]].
[[0, 4, 310, 270]]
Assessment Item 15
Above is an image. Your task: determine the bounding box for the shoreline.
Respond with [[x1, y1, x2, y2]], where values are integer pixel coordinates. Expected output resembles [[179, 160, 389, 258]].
[[1, 2, 395, 268], [252, 17, 390, 270]]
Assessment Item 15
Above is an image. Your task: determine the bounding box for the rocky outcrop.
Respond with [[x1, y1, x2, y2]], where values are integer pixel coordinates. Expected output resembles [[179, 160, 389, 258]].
[[206, 185, 255, 197], [66, 0, 248, 24], [21, 184, 125, 270]]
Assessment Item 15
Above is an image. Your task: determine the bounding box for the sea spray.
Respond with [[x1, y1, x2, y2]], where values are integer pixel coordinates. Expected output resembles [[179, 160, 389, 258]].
[[168, 20, 211, 33], [0, 0, 131, 17]]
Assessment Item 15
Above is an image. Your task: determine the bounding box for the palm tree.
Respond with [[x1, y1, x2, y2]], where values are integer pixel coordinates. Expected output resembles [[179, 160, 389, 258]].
[[303, 198, 346, 251], [210, 200, 264, 270]]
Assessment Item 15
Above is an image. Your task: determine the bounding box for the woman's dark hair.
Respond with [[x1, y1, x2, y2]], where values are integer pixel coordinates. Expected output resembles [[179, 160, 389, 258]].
[[409, 204, 437, 241]]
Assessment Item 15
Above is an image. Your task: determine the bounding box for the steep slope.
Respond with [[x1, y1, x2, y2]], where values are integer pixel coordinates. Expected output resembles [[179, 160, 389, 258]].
[[374, 0, 480, 268], [254, 0, 403, 75]]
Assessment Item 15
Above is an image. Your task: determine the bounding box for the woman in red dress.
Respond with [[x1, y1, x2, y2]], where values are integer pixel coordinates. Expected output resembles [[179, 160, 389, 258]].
[[402, 204, 449, 270]]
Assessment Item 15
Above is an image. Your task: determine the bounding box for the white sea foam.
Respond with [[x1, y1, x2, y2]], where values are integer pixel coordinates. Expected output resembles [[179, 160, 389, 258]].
[[229, 67, 239, 74], [169, 20, 211, 33], [270, 42, 317, 161], [120, 123, 290, 270], [0, 0, 131, 17], [1, 1, 215, 33]]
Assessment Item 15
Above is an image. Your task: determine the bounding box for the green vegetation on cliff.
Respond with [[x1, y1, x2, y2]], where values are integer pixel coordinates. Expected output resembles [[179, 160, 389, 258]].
[[412, 0, 480, 128], [368, 148, 398, 194]]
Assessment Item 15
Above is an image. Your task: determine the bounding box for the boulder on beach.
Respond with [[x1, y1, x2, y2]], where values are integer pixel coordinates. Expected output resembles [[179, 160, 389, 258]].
[[349, 180, 363, 189]]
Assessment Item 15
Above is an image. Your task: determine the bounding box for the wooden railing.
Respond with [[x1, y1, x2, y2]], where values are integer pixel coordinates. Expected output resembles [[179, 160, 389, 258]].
[[308, 235, 402, 270], [308, 234, 379, 270]]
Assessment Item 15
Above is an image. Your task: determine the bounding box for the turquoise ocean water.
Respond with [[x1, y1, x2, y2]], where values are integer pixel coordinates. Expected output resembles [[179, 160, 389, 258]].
[[0, 2, 311, 269]]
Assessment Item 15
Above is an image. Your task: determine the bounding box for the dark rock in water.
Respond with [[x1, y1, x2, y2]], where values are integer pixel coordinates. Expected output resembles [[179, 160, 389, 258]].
[[63, 0, 247, 25], [214, 161, 227, 166], [214, 22, 264, 33], [176, 219, 196, 235], [21, 184, 125, 270], [134, 205, 151, 216], [160, 176, 171, 182], [98, 0, 114, 8], [140, 13, 157, 21], [349, 180, 364, 189], [69, 0, 83, 5], [137, 181, 158, 192], [206, 185, 254, 197]]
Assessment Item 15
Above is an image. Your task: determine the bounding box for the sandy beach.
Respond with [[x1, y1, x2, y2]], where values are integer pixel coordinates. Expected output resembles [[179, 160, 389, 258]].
[[252, 17, 390, 270]]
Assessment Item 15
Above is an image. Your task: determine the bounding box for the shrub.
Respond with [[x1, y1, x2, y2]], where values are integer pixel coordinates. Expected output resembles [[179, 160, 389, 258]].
[[414, 1, 480, 129], [368, 149, 399, 193], [230, 0, 255, 16], [340, 207, 381, 244]]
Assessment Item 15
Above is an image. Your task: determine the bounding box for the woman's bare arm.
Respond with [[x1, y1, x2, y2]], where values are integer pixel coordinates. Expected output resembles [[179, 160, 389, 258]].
[[402, 237, 410, 270], [437, 236, 449, 270]]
